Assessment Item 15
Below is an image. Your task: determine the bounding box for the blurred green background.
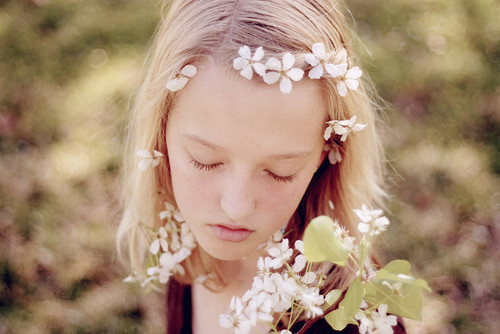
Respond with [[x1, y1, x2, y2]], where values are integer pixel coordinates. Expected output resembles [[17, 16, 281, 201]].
[[0, 0, 498, 333]]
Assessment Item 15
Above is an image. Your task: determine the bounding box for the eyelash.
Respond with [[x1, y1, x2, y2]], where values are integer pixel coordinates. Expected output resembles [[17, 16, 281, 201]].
[[268, 172, 296, 183], [190, 159, 296, 183], [190, 159, 221, 171]]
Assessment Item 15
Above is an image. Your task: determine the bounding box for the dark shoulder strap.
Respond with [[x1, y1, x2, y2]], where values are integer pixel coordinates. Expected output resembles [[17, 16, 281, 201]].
[[166, 281, 192, 334], [291, 315, 406, 334]]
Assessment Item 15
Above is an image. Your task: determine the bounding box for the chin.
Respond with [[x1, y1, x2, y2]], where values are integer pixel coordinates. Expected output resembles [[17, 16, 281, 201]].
[[199, 241, 259, 262]]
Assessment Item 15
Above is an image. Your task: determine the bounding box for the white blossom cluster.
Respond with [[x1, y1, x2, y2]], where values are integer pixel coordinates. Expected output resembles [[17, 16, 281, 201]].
[[323, 115, 367, 143], [165, 64, 197, 92], [233, 43, 362, 95], [219, 236, 325, 334], [136, 149, 163, 171], [354, 205, 390, 236], [124, 202, 196, 287], [322, 115, 367, 165], [355, 302, 398, 334]]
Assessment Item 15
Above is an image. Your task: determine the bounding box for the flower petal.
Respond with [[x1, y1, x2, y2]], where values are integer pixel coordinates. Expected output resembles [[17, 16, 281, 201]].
[[239, 45, 251, 59], [240, 65, 253, 80], [150, 239, 160, 254], [166, 76, 189, 92], [312, 42, 326, 58], [294, 240, 304, 253], [346, 66, 362, 79], [328, 147, 342, 164], [233, 57, 248, 70], [151, 159, 160, 168], [263, 72, 280, 85], [358, 222, 370, 233], [352, 123, 367, 132], [160, 238, 169, 252], [280, 77, 292, 94], [287, 68, 304, 81], [337, 81, 347, 97], [265, 57, 282, 71], [323, 126, 333, 141], [137, 149, 152, 158], [345, 79, 359, 91], [293, 254, 307, 272], [153, 150, 163, 157], [252, 63, 267, 77], [282, 53, 295, 70], [180, 64, 197, 77], [325, 63, 347, 77], [308, 65, 323, 79], [304, 53, 319, 67], [253, 46, 264, 61]]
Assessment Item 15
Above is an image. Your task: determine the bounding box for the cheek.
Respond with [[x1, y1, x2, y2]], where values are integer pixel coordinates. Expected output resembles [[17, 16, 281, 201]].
[[259, 176, 313, 225], [170, 160, 216, 215]]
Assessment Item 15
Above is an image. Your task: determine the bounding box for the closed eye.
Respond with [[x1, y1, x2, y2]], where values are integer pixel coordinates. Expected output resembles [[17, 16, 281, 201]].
[[190, 159, 222, 171], [267, 171, 296, 183]]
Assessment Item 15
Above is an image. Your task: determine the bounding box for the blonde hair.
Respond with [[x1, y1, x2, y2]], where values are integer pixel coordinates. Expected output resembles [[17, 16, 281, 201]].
[[118, 0, 385, 292]]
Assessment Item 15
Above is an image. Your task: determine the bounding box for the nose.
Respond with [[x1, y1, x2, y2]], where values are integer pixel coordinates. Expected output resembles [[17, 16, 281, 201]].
[[219, 174, 256, 222]]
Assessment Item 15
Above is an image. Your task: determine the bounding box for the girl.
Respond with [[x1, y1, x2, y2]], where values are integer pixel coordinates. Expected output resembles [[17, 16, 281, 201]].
[[119, 0, 406, 333]]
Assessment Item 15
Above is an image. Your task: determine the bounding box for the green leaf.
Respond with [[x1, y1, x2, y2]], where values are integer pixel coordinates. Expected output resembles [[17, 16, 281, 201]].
[[303, 216, 349, 266], [364, 260, 430, 321], [325, 277, 364, 330], [325, 289, 343, 306]]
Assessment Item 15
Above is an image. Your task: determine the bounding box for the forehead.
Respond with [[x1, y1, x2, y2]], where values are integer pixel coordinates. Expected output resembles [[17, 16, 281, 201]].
[[169, 61, 327, 151]]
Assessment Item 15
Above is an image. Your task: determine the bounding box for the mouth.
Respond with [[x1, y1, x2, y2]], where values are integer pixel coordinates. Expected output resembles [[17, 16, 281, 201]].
[[209, 224, 253, 242]]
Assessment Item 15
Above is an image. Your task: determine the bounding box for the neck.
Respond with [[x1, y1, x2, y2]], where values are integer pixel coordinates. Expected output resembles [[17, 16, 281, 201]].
[[215, 250, 261, 291], [191, 250, 266, 334]]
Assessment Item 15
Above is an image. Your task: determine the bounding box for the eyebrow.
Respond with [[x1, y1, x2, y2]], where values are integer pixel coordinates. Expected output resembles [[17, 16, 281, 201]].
[[182, 134, 313, 160]]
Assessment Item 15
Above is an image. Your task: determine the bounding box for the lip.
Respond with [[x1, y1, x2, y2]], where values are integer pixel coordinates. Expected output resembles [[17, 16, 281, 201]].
[[209, 224, 253, 242]]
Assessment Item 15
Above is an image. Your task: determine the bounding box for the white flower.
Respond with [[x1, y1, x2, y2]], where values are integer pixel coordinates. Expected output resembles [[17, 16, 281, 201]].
[[355, 303, 397, 334], [305, 42, 329, 79], [296, 287, 324, 318], [268, 239, 293, 269], [181, 222, 196, 249], [280, 331, 292, 334], [336, 65, 362, 97], [140, 202, 196, 287], [324, 115, 367, 142], [355, 205, 390, 236], [246, 292, 274, 325], [233, 46, 266, 80], [316, 47, 362, 97], [159, 202, 184, 222], [355, 204, 384, 223], [149, 226, 169, 254], [263, 53, 304, 94], [219, 297, 253, 334], [257, 256, 273, 274], [166, 64, 197, 92], [137, 149, 163, 171]]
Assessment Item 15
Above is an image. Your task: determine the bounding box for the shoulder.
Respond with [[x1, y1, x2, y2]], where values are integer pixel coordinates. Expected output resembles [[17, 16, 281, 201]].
[[289, 316, 407, 334], [290, 318, 359, 333]]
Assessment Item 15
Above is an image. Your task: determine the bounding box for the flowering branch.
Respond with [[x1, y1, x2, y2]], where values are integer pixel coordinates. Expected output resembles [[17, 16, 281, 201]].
[[219, 206, 430, 334]]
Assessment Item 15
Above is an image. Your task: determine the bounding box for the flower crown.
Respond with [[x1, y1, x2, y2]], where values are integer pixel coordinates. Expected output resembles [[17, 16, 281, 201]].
[[166, 43, 362, 96]]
